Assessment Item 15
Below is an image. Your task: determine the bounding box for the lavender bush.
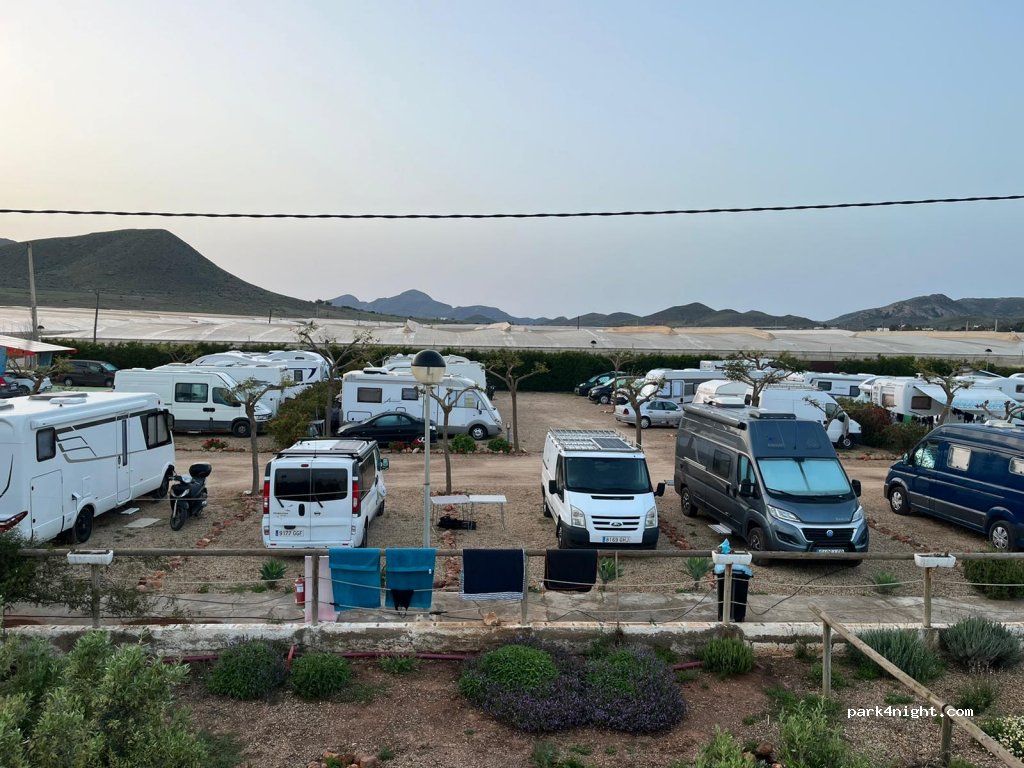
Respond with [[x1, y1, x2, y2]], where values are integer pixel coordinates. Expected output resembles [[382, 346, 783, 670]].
[[585, 646, 686, 732]]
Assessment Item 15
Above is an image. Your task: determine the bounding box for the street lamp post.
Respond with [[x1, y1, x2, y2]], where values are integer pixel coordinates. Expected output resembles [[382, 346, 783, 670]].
[[411, 350, 446, 547]]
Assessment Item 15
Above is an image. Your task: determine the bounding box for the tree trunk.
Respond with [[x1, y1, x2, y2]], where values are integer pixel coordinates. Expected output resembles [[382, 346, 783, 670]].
[[510, 383, 519, 452], [442, 411, 453, 494], [634, 406, 643, 447], [325, 371, 336, 436], [247, 404, 260, 496]]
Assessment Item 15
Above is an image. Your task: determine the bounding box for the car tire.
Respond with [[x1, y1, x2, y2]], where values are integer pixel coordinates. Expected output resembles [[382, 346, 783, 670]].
[[988, 520, 1016, 552], [469, 424, 487, 441], [73, 508, 94, 544], [640, 416, 651, 429], [599, 394, 610, 405], [377, 500, 385, 518], [838, 435, 853, 449], [542, 486, 552, 518], [556, 521, 574, 549], [63, 377, 74, 387], [231, 420, 252, 438], [889, 486, 910, 515], [680, 486, 698, 517], [104, 378, 114, 387]]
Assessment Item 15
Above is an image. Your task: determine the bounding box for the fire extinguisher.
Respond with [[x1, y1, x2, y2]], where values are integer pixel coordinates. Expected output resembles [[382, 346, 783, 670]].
[[294, 576, 306, 606]]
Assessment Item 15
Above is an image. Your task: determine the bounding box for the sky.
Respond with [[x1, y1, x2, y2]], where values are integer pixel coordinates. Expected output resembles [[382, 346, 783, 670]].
[[1, 1, 1022, 322]]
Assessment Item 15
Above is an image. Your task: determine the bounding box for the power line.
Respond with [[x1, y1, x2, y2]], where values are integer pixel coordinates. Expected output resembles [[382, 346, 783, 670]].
[[1, 194, 1023, 220]]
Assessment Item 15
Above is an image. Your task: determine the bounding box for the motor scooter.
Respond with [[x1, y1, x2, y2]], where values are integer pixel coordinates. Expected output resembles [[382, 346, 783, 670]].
[[169, 463, 212, 531]]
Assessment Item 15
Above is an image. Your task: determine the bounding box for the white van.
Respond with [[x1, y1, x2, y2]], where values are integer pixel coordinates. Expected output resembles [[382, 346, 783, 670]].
[[262, 439, 388, 549], [156, 362, 290, 416], [0, 392, 175, 544], [541, 429, 664, 549], [382, 354, 490, 393], [757, 387, 862, 448], [341, 370, 502, 440], [114, 368, 272, 436], [643, 369, 729, 404], [192, 350, 330, 395]]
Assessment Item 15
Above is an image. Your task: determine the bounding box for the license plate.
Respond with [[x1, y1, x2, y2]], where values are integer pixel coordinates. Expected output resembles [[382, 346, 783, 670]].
[[275, 529, 305, 537], [815, 548, 846, 554], [602, 536, 630, 544]]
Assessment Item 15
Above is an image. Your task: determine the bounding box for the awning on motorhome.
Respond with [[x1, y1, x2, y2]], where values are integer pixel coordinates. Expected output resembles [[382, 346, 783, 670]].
[[0, 335, 77, 356], [913, 383, 1016, 414]]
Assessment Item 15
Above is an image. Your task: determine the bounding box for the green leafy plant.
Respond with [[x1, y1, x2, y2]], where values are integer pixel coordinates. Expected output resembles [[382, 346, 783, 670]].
[[259, 558, 288, 586], [685, 557, 712, 589], [449, 434, 477, 454], [487, 437, 512, 454], [884, 691, 914, 705], [846, 629, 943, 683], [700, 637, 755, 677], [955, 679, 997, 715], [882, 422, 931, 453], [379, 655, 420, 675], [377, 745, 396, 761], [206, 640, 287, 700], [940, 616, 1022, 671], [777, 697, 873, 768], [963, 556, 1024, 600], [809, 661, 848, 689], [470, 645, 559, 694], [289, 652, 352, 700], [872, 571, 900, 594], [597, 558, 624, 590], [793, 639, 814, 662], [692, 727, 749, 768], [983, 715, 1024, 759]]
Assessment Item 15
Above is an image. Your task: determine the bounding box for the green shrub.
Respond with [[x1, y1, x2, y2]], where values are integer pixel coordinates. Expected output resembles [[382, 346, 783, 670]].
[[259, 558, 288, 586], [0, 637, 66, 730], [0, 532, 37, 609], [206, 640, 287, 700], [289, 653, 352, 700], [954, 679, 997, 714], [700, 637, 755, 677], [872, 571, 900, 594], [685, 557, 712, 588], [963, 557, 1024, 600], [777, 698, 872, 768], [838, 401, 893, 449], [984, 715, 1024, 759], [846, 629, 943, 683], [449, 434, 477, 454], [487, 437, 512, 453], [597, 558, 624, 588], [940, 616, 1022, 671], [809, 661, 848, 689], [379, 655, 419, 675], [692, 727, 748, 768], [269, 381, 337, 449], [882, 422, 931, 453], [0, 694, 29, 768], [473, 645, 559, 693]]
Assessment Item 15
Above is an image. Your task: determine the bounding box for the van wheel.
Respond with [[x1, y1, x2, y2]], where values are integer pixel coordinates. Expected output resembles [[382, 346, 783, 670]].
[[542, 490, 552, 518], [377, 500, 385, 518], [150, 469, 172, 499], [556, 522, 574, 549], [746, 526, 774, 567], [838, 435, 853, 449], [889, 487, 910, 515], [640, 416, 651, 429], [358, 524, 369, 548], [469, 424, 487, 441], [988, 520, 1015, 552], [680, 486, 698, 518], [73, 508, 94, 544], [231, 420, 252, 438]]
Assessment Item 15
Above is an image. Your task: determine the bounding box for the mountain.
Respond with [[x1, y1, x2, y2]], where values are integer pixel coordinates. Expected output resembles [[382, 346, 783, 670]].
[[0, 229, 392, 319], [331, 289, 547, 324], [827, 294, 1024, 330]]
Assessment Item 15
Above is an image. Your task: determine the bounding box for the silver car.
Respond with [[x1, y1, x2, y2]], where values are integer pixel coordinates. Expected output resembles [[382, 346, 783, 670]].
[[614, 399, 683, 429]]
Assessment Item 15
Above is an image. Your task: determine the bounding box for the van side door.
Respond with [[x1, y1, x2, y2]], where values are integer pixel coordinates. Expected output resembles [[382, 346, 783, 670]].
[[704, 447, 741, 527], [173, 381, 209, 431], [906, 440, 940, 515], [932, 444, 987, 531], [549, 455, 569, 526]]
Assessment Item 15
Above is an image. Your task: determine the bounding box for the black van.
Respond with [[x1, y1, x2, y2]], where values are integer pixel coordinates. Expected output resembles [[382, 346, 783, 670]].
[[674, 403, 866, 557], [884, 423, 1024, 551]]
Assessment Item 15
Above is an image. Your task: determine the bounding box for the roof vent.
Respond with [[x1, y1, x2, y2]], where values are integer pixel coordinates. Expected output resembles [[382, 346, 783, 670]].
[[29, 392, 89, 400], [50, 396, 88, 406]]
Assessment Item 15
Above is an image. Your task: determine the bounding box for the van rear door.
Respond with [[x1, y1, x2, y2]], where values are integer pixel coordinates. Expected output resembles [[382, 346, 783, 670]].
[[268, 462, 352, 546]]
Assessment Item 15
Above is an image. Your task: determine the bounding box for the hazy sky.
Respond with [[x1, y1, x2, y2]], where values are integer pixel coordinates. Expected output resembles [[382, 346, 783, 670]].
[[2, 2, 1021, 321]]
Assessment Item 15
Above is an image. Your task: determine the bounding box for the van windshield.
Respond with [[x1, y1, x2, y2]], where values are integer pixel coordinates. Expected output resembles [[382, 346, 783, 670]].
[[565, 457, 651, 494], [274, 468, 348, 503], [757, 458, 851, 499]]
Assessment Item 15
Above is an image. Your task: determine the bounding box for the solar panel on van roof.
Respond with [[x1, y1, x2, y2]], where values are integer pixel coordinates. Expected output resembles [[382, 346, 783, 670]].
[[593, 436, 633, 450]]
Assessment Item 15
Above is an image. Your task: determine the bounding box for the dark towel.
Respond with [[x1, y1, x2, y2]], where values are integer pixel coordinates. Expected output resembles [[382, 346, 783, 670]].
[[461, 548, 524, 601], [384, 548, 436, 612], [543, 549, 598, 593], [328, 548, 381, 611]]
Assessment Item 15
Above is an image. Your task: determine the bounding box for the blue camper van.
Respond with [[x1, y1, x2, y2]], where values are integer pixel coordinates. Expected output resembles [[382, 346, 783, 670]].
[[884, 423, 1024, 551]]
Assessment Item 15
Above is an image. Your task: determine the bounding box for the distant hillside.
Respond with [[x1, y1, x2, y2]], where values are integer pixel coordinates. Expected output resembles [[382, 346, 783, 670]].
[[0, 229, 390, 319], [331, 288, 547, 324], [544, 304, 817, 328], [827, 294, 1024, 330]]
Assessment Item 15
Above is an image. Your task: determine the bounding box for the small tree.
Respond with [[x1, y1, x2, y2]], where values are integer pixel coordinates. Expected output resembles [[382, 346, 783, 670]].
[[614, 375, 663, 446], [916, 358, 972, 426], [296, 321, 376, 432], [228, 376, 291, 495], [429, 382, 482, 494], [5, 357, 71, 394], [722, 350, 804, 406], [484, 350, 548, 452]]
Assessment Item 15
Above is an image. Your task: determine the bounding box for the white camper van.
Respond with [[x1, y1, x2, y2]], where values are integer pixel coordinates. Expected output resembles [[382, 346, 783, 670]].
[[0, 392, 175, 544], [340, 370, 502, 440], [787, 372, 875, 399], [262, 439, 387, 550], [868, 376, 1019, 423], [114, 368, 272, 436], [382, 354, 489, 392], [157, 362, 291, 415], [644, 369, 732, 404], [192, 350, 330, 394], [541, 429, 664, 549], [692, 379, 750, 406]]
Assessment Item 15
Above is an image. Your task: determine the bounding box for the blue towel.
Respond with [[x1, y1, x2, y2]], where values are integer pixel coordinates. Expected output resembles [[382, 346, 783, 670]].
[[328, 548, 381, 611], [384, 548, 436, 611], [461, 548, 524, 601], [713, 563, 753, 577]]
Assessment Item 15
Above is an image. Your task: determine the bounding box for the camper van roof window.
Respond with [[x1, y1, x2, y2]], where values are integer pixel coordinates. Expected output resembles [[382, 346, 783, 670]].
[[747, 411, 796, 420]]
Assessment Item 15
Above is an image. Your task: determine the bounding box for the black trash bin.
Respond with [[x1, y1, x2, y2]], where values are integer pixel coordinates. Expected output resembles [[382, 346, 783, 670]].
[[716, 570, 751, 622]]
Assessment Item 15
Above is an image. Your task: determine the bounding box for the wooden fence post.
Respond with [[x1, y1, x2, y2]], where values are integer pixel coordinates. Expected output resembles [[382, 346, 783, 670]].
[[90, 564, 101, 629], [822, 621, 832, 697], [722, 564, 733, 627], [940, 708, 952, 767], [923, 567, 933, 630]]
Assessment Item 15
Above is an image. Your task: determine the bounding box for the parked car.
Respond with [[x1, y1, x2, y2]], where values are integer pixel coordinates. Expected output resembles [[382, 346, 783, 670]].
[[337, 411, 438, 444], [615, 399, 683, 428], [588, 376, 637, 405], [2, 371, 52, 394], [573, 371, 616, 397], [60, 360, 119, 387]]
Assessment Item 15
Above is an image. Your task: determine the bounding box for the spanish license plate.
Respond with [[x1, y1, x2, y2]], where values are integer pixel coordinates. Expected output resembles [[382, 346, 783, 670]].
[[815, 548, 846, 554], [602, 536, 630, 544], [275, 529, 305, 537]]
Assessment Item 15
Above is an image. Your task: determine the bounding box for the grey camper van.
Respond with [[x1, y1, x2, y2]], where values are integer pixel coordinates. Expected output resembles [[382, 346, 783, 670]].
[[674, 403, 867, 557]]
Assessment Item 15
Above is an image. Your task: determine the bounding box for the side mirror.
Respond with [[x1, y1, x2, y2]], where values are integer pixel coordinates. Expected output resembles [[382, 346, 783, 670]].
[[902, 452, 911, 465], [380, 458, 389, 471], [548, 479, 558, 495], [851, 479, 862, 497], [655, 482, 666, 497], [838, 413, 847, 423], [739, 479, 754, 497]]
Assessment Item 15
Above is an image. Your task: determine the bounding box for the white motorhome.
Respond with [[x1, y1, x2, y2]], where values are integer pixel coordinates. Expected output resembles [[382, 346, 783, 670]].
[[382, 354, 490, 393], [692, 379, 750, 406], [192, 350, 330, 394], [868, 376, 1019, 423], [643, 368, 728, 404], [541, 429, 664, 549], [0, 392, 175, 544], [262, 439, 387, 550], [340, 370, 502, 440], [158, 362, 291, 414], [786, 372, 875, 399], [114, 368, 272, 436]]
